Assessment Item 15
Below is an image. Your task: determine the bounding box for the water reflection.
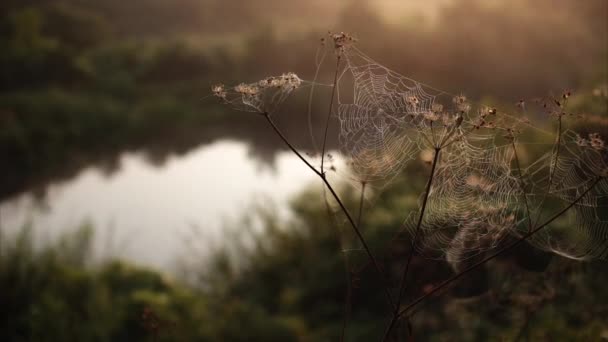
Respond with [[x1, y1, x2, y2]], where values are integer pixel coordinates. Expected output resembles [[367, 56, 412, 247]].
[[0, 140, 319, 271]]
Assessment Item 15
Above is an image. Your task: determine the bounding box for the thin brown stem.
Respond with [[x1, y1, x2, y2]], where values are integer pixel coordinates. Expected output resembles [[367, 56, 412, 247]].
[[396, 176, 602, 319], [263, 113, 396, 310], [323, 179, 396, 309], [382, 147, 441, 341], [263, 113, 321, 177], [320, 56, 342, 174]]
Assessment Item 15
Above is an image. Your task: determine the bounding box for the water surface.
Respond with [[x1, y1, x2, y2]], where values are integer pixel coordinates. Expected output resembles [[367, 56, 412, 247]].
[[0, 140, 320, 271]]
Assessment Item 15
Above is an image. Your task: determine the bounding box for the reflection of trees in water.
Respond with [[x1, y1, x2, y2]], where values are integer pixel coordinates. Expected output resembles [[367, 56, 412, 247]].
[[0, 104, 339, 201], [1, 0, 605, 199]]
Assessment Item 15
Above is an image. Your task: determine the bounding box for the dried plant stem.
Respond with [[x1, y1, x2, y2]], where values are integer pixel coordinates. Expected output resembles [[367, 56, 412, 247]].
[[396, 176, 602, 319], [320, 56, 342, 174], [263, 112, 396, 310], [511, 141, 533, 232], [382, 147, 441, 341]]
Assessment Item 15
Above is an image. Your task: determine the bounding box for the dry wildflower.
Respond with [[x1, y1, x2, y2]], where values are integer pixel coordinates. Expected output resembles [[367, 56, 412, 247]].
[[213, 72, 303, 113], [441, 113, 453, 126], [234, 83, 259, 95], [423, 111, 440, 122], [329, 31, 356, 52], [453, 95, 467, 104], [453, 95, 471, 113], [258, 72, 302, 91], [589, 133, 605, 151], [576, 134, 589, 147], [406, 95, 420, 109], [576, 133, 606, 151], [211, 84, 226, 99], [432, 103, 444, 113]]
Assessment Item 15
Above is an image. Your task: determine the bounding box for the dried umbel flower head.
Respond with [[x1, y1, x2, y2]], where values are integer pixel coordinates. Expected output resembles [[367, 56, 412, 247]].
[[211, 84, 226, 99], [431, 103, 444, 113], [406, 95, 420, 109], [234, 83, 259, 95], [589, 133, 605, 151], [453, 95, 471, 113], [576, 134, 589, 147], [576, 133, 606, 151], [329, 31, 356, 53], [423, 111, 440, 122], [212, 72, 304, 114], [256, 73, 302, 91]]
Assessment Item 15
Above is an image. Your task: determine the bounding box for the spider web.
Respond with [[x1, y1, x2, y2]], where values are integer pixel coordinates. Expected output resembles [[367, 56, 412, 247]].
[[332, 45, 608, 268], [335, 46, 518, 187], [520, 130, 608, 260], [213, 42, 608, 269], [336, 46, 443, 186]]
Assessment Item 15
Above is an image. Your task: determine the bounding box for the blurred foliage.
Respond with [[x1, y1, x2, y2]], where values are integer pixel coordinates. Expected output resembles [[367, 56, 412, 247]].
[[0, 0, 606, 199], [2, 173, 607, 340], [0, 1, 607, 340], [0, 224, 301, 341]]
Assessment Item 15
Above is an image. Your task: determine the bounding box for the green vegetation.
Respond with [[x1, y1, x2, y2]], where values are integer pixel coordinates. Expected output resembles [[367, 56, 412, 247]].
[[2, 182, 607, 341], [1, 0, 606, 199], [1, 0, 606, 340]]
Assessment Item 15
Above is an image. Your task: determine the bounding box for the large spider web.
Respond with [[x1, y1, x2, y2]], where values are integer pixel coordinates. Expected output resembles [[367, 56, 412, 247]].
[[213, 42, 608, 270], [332, 45, 608, 268], [519, 131, 608, 260]]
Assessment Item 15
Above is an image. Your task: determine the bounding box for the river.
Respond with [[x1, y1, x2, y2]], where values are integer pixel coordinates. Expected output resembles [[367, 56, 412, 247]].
[[0, 140, 328, 272]]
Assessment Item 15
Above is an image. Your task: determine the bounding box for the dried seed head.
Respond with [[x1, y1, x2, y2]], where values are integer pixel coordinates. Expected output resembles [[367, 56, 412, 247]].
[[576, 134, 589, 147], [453, 95, 471, 113], [211, 84, 226, 99], [432, 103, 444, 113], [329, 31, 356, 53], [406, 95, 420, 109], [424, 111, 440, 122], [589, 133, 605, 151]]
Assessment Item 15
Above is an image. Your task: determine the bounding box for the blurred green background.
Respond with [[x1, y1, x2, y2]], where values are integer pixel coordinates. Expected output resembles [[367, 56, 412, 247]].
[[0, 0, 607, 341]]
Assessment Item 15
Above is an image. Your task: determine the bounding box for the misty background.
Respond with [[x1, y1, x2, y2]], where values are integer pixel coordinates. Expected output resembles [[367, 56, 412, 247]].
[[1, 0, 607, 341]]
